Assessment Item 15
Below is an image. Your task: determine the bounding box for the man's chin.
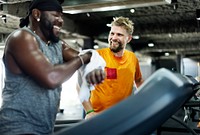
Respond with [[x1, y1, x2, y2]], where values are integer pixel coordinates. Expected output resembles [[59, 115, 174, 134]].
[[110, 48, 119, 53], [110, 46, 123, 53]]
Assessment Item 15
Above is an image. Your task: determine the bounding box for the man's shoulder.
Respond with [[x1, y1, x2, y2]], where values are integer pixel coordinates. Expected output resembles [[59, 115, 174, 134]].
[[9, 28, 34, 40], [124, 50, 139, 61], [97, 48, 109, 53], [5, 28, 37, 50], [125, 49, 135, 55]]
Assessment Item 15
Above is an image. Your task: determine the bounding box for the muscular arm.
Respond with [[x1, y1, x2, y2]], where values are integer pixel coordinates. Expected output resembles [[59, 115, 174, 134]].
[[4, 30, 90, 89], [61, 40, 91, 64], [61, 41, 79, 62]]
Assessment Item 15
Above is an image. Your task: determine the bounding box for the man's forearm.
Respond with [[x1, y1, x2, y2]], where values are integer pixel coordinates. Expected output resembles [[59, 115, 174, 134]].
[[135, 78, 144, 88], [82, 100, 94, 113]]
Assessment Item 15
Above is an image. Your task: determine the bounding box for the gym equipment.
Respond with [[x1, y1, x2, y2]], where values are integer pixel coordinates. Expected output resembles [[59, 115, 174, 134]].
[[54, 68, 199, 135]]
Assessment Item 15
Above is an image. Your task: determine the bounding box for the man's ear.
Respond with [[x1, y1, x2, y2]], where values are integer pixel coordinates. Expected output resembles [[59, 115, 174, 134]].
[[32, 9, 41, 21], [127, 35, 133, 43]]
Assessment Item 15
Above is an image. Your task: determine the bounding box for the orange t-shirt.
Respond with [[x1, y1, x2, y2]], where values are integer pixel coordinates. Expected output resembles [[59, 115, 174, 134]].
[[90, 48, 142, 112]]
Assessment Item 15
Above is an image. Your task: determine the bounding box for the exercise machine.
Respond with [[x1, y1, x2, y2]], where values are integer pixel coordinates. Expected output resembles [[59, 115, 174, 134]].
[[54, 68, 199, 135]]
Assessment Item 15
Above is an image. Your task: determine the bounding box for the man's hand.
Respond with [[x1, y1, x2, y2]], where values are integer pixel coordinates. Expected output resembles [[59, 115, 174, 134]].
[[85, 112, 98, 119], [86, 69, 105, 85]]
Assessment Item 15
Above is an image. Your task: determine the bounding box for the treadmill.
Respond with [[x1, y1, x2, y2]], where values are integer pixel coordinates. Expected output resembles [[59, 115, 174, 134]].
[[54, 68, 199, 135]]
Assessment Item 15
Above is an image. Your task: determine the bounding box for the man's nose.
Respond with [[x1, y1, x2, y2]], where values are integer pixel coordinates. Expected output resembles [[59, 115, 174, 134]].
[[55, 16, 64, 24]]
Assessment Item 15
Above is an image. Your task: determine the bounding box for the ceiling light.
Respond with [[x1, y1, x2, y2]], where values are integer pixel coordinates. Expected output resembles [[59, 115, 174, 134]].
[[173, 3, 178, 10], [92, 6, 126, 12], [86, 13, 90, 17], [93, 45, 99, 49], [165, 52, 170, 56], [196, 9, 200, 20], [133, 35, 140, 39], [165, 0, 177, 4], [148, 42, 154, 47], [130, 9, 135, 13], [106, 23, 111, 27], [148, 40, 155, 47]]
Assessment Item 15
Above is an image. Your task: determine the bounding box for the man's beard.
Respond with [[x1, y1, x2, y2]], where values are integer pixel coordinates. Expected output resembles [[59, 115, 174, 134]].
[[109, 41, 123, 53], [40, 14, 60, 43], [48, 28, 59, 43]]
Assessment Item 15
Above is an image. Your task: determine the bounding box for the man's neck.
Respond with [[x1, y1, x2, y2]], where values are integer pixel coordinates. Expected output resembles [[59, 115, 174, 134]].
[[113, 49, 124, 57]]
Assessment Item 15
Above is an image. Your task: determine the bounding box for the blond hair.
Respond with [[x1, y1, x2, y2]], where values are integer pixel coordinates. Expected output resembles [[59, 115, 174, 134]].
[[111, 16, 134, 35]]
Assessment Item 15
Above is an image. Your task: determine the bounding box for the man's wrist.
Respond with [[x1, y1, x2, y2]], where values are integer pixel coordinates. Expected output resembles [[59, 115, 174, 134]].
[[86, 109, 94, 115], [82, 52, 92, 64]]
